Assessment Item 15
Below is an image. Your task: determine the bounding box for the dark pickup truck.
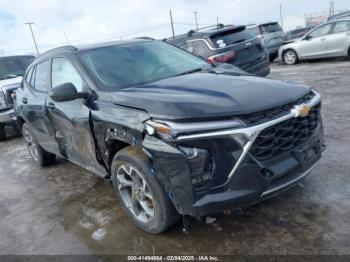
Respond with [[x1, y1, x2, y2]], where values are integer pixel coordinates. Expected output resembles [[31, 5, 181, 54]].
[[15, 40, 324, 233], [0, 55, 34, 140]]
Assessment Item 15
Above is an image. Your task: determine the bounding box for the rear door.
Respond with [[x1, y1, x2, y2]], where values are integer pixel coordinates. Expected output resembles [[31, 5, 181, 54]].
[[46, 56, 105, 176], [324, 20, 350, 56], [20, 60, 59, 154], [298, 23, 333, 58]]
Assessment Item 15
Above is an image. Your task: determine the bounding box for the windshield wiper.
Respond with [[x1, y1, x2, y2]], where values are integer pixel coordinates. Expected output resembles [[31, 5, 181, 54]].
[[175, 68, 203, 77]]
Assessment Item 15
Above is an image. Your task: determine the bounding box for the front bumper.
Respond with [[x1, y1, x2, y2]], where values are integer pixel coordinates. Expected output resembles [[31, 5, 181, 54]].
[[143, 92, 324, 216], [0, 108, 16, 124]]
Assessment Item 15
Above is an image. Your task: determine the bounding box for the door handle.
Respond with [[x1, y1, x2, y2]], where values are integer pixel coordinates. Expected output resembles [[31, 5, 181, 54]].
[[22, 97, 28, 104], [47, 102, 56, 111]]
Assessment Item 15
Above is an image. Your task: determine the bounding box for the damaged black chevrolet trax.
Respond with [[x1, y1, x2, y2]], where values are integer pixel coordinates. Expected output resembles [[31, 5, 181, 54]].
[[15, 40, 324, 233]]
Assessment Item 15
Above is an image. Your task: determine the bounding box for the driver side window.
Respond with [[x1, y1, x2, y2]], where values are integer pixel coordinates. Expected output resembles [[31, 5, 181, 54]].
[[51, 58, 84, 92], [309, 24, 332, 38]]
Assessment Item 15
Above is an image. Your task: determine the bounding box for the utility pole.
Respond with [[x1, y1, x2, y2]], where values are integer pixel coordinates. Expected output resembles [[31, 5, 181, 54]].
[[25, 22, 39, 55], [169, 10, 175, 38], [279, 5, 284, 29], [194, 11, 199, 30], [329, 1, 335, 17]]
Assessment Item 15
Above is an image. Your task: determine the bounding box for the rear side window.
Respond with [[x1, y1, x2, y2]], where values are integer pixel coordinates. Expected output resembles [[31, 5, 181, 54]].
[[260, 23, 283, 33], [210, 28, 255, 47], [32, 60, 50, 92], [25, 67, 33, 83], [333, 21, 350, 33], [186, 41, 208, 57]]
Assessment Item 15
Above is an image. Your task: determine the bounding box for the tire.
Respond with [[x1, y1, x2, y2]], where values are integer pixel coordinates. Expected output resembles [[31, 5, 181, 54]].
[[22, 123, 56, 167], [269, 53, 278, 62], [0, 124, 6, 141], [283, 49, 298, 65], [111, 146, 179, 234]]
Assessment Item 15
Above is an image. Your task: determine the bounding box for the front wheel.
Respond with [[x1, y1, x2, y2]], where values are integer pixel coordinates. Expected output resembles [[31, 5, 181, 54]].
[[22, 123, 56, 166], [111, 147, 179, 234], [283, 49, 298, 65], [0, 124, 6, 141]]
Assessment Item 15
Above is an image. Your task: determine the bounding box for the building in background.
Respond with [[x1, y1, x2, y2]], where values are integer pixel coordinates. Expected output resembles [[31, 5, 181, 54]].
[[305, 11, 328, 27], [283, 16, 306, 31]]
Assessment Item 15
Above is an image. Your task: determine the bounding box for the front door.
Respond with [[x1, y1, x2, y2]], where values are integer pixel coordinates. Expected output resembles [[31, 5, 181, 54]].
[[298, 23, 333, 58], [46, 57, 106, 176], [20, 60, 59, 154]]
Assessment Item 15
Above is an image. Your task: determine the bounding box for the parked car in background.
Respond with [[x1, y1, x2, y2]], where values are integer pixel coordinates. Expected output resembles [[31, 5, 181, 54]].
[[0, 55, 35, 140], [166, 24, 270, 77], [16, 39, 324, 233], [279, 19, 350, 65], [327, 11, 350, 22], [247, 22, 286, 62], [286, 26, 314, 40]]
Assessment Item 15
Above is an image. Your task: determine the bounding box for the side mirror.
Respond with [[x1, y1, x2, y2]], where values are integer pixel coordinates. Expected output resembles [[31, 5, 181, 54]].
[[49, 82, 90, 102], [303, 35, 312, 40]]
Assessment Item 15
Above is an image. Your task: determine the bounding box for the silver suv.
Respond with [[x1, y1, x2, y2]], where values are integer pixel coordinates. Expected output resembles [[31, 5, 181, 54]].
[[247, 22, 286, 62], [279, 19, 350, 65]]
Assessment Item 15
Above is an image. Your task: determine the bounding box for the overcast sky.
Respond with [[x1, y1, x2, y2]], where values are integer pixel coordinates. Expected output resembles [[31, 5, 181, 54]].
[[0, 0, 349, 55]]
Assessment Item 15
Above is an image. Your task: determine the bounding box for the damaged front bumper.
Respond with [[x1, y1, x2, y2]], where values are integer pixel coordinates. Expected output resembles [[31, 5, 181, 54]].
[[143, 92, 324, 216]]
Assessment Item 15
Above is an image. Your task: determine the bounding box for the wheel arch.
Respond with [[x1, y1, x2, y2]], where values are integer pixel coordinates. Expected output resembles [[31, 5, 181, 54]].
[[282, 48, 299, 63]]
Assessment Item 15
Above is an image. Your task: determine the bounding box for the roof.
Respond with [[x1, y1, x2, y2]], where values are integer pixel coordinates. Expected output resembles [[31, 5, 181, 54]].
[[37, 39, 150, 60], [328, 11, 350, 21]]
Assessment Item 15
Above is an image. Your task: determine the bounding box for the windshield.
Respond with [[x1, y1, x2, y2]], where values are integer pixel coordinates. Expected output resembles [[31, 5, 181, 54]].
[[0, 56, 35, 80], [78, 41, 210, 90]]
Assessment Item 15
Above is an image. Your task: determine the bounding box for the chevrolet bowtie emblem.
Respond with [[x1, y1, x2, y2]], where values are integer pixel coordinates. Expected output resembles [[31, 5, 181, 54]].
[[292, 104, 311, 118]]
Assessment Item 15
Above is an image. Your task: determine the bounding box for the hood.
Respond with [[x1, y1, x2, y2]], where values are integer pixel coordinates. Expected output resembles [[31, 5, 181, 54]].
[[0, 76, 22, 89], [108, 73, 310, 121]]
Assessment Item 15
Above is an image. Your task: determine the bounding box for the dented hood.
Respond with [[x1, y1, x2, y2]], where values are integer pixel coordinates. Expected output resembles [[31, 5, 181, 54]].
[[109, 73, 310, 120]]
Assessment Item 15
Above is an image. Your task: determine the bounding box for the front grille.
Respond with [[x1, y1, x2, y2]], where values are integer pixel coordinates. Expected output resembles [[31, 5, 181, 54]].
[[240, 91, 316, 126], [5, 90, 14, 106], [250, 103, 321, 161]]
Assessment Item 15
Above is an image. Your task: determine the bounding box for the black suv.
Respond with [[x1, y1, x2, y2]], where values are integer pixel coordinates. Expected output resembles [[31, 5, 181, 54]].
[[16, 40, 324, 233], [0, 55, 35, 140], [166, 25, 270, 77]]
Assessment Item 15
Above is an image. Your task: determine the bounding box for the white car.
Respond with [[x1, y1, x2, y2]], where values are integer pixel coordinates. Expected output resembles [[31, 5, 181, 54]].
[[279, 19, 350, 65]]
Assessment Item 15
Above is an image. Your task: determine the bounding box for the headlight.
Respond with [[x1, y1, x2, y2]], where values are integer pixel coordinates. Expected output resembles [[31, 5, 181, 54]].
[[145, 119, 246, 139], [0, 92, 7, 110]]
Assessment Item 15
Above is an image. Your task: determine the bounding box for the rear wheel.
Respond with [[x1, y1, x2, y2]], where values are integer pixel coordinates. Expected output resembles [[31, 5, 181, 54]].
[[111, 147, 179, 234], [22, 123, 56, 166], [0, 124, 6, 141], [283, 49, 298, 65]]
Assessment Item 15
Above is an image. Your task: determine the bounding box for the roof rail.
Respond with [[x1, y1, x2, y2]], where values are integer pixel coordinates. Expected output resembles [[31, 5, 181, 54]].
[[39, 45, 78, 57]]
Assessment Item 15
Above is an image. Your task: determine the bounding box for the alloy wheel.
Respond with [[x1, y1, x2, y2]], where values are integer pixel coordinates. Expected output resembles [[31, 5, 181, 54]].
[[116, 164, 155, 224], [23, 128, 39, 162], [284, 50, 297, 65]]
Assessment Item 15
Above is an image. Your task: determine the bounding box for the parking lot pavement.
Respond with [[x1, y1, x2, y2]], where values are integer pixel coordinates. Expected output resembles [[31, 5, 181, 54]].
[[0, 60, 350, 256]]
